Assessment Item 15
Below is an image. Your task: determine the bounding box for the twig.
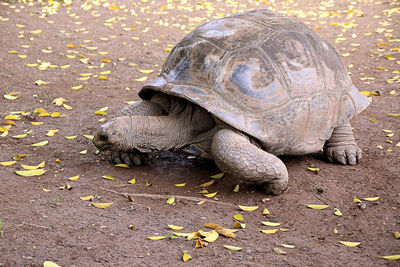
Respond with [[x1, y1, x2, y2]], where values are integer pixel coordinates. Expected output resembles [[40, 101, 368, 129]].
[[100, 187, 236, 207], [7, 222, 53, 232]]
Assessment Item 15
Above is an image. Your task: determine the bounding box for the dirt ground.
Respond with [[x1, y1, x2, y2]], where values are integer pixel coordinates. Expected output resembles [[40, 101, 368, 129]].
[[0, 0, 399, 266]]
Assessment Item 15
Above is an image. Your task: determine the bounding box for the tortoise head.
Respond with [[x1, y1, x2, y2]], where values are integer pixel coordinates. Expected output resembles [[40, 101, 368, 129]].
[[93, 116, 133, 152]]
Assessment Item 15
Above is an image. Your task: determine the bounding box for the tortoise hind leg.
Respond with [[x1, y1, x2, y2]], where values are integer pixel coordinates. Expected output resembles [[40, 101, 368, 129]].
[[324, 121, 362, 165], [211, 129, 288, 195]]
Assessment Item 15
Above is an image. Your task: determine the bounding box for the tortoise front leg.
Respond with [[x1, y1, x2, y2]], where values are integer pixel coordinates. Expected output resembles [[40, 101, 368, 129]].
[[211, 129, 289, 195], [111, 100, 166, 166], [323, 121, 362, 165]]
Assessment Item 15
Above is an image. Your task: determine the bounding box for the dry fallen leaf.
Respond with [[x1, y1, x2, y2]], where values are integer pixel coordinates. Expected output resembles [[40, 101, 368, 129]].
[[361, 197, 380, 201], [80, 195, 94, 201], [168, 224, 184, 230], [339, 241, 360, 247], [380, 255, 400, 260], [0, 161, 17, 166], [166, 196, 175, 205], [238, 205, 259, 211], [68, 175, 80, 181], [274, 247, 287, 255], [31, 140, 49, 147], [334, 208, 343, 216], [182, 251, 192, 262], [260, 229, 279, 234], [43, 261, 61, 267], [210, 172, 224, 179], [304, 204, 330, 210], [91, 202, 113, 209], [261, 221, 281, 227], [15, 169, 46, 177], [233, 213, 243, 221], [147, 236, 165, 240], [197, 179, 215, 187], [102, 175, 114, 181], [224, 245, 242, 251], [203, 230, 219, 242]]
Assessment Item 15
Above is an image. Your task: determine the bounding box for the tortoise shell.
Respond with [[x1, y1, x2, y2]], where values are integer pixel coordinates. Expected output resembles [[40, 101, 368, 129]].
[[139, 9, 370, 156]]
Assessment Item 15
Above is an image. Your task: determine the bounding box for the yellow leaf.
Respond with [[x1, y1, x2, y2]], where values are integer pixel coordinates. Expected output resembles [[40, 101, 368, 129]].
[[66, 44, 75, 48], [174, 182, 186, 187], [274, 247, 287, 255], [224, 245, 242, 251], [380, 255, 400, 260], [34, 80, 48, 86], [71, 85, 82, 90], [43, 261, 61, 267], [361, 197, 380, 201], [46, 130, 59, 137], [83, 135, 93, 140], [233, 213, 243, 221], [91, 202, 113, 209], [102, 175, 114, 181], [100, 70, 111, 75], [41, 187, 51, 192], [260, 229, 279, 234], [334, 228, 339, 234], [203, 230, 219, 242], [128, 177, 136, 184], [261, 221, 281, 227], [4, 114, 21, 120], [204, 223, 222, 230], [31, 122, 44, 126], [203, 192, 217, 198], [339, 241, 360, 247], [168, 224, 184, 230], [80, 195, 93, 201], [50, 112, 60, 118], [305, 204, 330, 210], [182, 251, 192, 262], [15, 169, 46, 177], [12, 133, 28, 139], [30, 30, 42, 34], [307, 167, 320, 173], [94, 110, 108, 116], [234, 221, 246, 229], [394, 232, 400, 239], [217, 228, 236, 239], [233, 184, 239, 192], [196, 199, 206, 205], [0, 161, 17, 166], [135, 76, 147, 82], [114, 163, 129, 168], [147, 236, 165, 240], [334, 208, 343, 216], [388, 113, 400, 117], [21, 164, 40, 170], [65, 136, 77, 140], [145, 180, 152, 187], [63, 104, 73, 110], [68, 175, 80, 181], [98, 76, 108, 80], [80, 150, 88, 155], [166, 196, 175, 205], [210, 172, 224, 179], [138, 69, 154, 74], [279, 244, 295, 248], [52, 97, 67, 106], [31, 140, 49, 147], [197, 179, 215, 187], [60, 65, 70, 69], [353, 198, 362, 203], [238, 205, 259, 212]]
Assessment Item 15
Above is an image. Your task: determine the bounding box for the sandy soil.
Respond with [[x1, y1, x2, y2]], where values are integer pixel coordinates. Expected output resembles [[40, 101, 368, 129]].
[[0, 0, 399, 266]]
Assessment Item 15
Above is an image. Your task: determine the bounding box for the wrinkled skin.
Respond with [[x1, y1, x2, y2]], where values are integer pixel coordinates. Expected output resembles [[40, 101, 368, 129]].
[[93, 94, 362, 195]]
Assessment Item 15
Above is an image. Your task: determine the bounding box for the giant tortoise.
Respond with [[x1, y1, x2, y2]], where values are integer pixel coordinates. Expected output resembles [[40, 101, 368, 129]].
[[93, 9, 370, 195]]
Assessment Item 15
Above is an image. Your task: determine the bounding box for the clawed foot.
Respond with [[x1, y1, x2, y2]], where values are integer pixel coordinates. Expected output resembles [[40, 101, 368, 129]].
[[324, 145, 362, 165], [263, 178, 288, 195], [110, 151, 148, 166]]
